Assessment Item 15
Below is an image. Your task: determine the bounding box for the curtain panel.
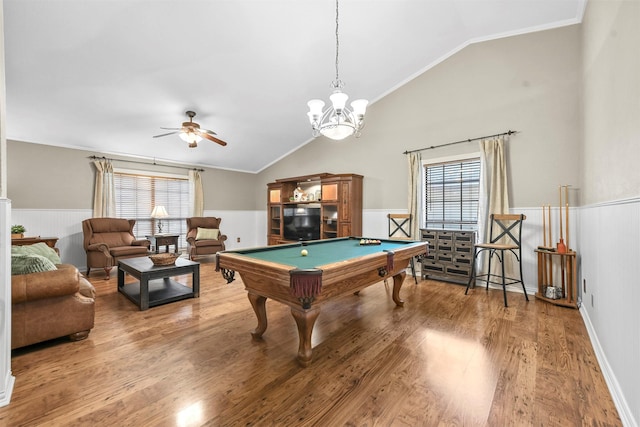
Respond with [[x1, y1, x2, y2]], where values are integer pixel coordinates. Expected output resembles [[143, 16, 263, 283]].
[[189, 170, 204, 217], [407, 152, 422, 240], [478, 136, 512, 274], [92, 159, 115, 218]]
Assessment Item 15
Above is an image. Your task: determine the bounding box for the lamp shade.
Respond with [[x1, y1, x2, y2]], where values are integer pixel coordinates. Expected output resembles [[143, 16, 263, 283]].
[[307, 100, 325, 124], [151, 206, 169, 218], [350, 99, 368, 117], [329, 91, 348, 112], [307, 99, 325, 115]]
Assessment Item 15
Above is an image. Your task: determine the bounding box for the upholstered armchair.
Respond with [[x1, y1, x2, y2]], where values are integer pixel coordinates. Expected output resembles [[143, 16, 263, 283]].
[[186, 217, 227, 260], [82, 218, 151, 278]]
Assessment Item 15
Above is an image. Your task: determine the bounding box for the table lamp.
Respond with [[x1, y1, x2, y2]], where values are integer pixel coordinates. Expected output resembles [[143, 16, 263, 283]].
[[151, 206, 169, 234]]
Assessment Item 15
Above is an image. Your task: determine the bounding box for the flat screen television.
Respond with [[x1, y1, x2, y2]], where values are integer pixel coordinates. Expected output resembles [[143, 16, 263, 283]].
[[283, 204, 321, 241]]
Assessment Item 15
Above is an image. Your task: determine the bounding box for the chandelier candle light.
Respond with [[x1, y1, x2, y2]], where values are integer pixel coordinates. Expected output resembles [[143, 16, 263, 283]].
[[307, 0, 368, 141], [151, 206, 169, 234]]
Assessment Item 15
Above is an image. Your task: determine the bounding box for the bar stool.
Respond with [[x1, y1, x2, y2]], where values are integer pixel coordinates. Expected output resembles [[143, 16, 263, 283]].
[[465, 214, 528, 306], [388, 213, 418, 284]]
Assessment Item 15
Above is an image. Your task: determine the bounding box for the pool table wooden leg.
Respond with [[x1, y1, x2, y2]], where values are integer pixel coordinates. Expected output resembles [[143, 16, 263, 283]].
[[248, 292, 268, 339], [291, 307, 321, 367], [392, 271, 406, 307]]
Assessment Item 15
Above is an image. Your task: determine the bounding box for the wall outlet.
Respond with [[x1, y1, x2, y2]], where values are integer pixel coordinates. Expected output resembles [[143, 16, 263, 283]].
[[237, 237, 240, 243]]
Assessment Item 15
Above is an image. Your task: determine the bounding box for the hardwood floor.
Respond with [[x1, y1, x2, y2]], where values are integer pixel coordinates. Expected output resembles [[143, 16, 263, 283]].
[[1, 258, 621, 426]]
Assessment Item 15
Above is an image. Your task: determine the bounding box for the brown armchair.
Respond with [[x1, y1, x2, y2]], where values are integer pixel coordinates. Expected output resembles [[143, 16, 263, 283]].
[[82, 218, 151, 278], [186, 217, 228, 260], [12, 264, 96, 349]]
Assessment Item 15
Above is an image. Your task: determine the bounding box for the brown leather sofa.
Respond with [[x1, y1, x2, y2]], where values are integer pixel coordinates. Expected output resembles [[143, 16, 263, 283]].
[[186, 217, 227, 260], [82, 218, 151, 278], [12, 264, 96, 349]]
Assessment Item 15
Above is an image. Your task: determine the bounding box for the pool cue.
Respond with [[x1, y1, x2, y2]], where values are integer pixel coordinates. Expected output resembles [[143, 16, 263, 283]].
[[547, 204, 552, 249], [560, 188, 566, 295], [558, 187, 563, 243], [547, 205, 553, 285], [542, 205, 546, 247], [542, 205, 547, 286], [566, 202, 570, 252], [565, 185, 570, 251]]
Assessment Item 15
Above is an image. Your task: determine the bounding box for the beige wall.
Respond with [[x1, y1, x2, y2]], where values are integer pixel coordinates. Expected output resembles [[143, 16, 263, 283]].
[[258, 25, 582, 210], [7, 140, 259, 211], [581, 0, 640, 205], [579, 0, 640, 424], [9, 26, 583, 213], [8, 142, 95, 209]]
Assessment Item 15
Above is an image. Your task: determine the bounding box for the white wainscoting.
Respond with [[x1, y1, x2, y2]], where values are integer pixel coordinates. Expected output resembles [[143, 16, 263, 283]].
[[364, 207, 573, 296], [10, 207, 577, 296], [578, 199, 639, 427], [0, 199, 16, 407], [10, 209, 266, 270], [203, 210, 265, 251], [11, 209, 91, 267]]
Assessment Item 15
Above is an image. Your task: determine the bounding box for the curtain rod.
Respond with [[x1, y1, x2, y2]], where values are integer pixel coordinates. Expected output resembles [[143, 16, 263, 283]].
[[88, 155, 205, 172], [403, 130, 518, 155]]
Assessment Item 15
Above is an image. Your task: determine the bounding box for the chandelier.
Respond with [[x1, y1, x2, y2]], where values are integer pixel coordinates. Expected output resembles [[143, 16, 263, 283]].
[[307, 0, 368, 141]]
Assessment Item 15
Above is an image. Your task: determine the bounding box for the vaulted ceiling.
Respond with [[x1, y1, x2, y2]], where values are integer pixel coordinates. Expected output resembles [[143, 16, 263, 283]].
[[3, 0, 585, 173]]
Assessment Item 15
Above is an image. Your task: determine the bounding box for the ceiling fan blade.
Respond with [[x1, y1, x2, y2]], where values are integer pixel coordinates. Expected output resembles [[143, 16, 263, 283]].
[[159, 127, 181, 131], [199, 131, 228, 146], [199, 128, 218, 136], [153, 131, 180, 138]]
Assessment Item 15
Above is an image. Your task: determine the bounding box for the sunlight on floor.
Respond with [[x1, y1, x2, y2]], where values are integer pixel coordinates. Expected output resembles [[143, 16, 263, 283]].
[[176, 401, 204, 427], [419, 328, 495, 418]]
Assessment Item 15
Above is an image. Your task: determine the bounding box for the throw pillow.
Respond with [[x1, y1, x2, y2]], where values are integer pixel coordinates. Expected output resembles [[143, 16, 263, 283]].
[[11, 242, 61, 264], [195, 227, 220, 240], [11, 254, 58, 275]]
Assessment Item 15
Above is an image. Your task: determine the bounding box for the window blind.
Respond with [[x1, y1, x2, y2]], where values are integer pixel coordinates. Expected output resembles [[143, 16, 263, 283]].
[[114, 172, 189, 249], [424, 158, 480, 230]]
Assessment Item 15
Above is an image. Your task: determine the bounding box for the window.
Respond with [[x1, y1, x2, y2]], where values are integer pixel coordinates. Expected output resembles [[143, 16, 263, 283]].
[[424, 158, 480, 230], [114, 170, 190, 249]]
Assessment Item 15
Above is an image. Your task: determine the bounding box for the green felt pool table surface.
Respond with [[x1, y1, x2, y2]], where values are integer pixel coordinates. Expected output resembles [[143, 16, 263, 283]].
[[225, 237, 415, 269]]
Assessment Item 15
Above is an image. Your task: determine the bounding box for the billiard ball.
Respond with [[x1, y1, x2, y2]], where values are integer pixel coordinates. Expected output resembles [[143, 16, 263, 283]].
[[301, 249, 308, 256]]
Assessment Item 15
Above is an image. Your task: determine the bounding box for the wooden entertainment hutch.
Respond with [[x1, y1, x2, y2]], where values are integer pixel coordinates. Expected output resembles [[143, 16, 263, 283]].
[[267, 173, 363, 245]]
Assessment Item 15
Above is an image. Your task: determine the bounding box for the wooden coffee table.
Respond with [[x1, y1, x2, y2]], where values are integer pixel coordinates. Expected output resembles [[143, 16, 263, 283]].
[[117, 257, 200, 310]]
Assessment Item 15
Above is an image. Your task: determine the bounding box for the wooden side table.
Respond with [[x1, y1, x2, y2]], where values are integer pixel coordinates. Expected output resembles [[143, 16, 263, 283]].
[[146, 234, 180, 254], [11, 237, 60, 254]]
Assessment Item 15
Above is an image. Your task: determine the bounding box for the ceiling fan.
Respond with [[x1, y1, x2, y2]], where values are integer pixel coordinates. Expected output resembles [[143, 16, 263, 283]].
[[153, 111, 228, 148]]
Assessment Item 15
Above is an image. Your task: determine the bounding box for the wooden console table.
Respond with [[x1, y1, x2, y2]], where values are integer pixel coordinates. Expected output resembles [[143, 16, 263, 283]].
[[11, 236, 59, 249], [534, 249, 578, 308]]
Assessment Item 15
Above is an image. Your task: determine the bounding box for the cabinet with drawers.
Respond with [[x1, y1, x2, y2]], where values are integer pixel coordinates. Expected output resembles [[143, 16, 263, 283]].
[[420, 229, 475, 284]]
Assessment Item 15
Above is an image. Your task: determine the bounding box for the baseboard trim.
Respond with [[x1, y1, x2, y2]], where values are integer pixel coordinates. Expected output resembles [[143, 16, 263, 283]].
[[580, 306, 637, 427]]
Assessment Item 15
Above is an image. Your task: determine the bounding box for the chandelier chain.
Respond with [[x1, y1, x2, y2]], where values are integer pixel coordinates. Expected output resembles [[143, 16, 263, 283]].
[[332, 0, 343, 89]]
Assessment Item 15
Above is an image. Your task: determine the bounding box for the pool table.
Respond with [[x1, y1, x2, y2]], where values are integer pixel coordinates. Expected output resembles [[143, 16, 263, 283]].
[[216, 237, 428, 366]]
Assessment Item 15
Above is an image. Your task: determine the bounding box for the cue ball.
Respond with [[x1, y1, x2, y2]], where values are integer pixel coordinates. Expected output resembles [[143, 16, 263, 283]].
[[301, 249, 308, 256]]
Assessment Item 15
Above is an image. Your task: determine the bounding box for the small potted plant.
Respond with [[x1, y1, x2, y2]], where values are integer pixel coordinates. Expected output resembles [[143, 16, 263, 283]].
[[11, 224, 26, 239]]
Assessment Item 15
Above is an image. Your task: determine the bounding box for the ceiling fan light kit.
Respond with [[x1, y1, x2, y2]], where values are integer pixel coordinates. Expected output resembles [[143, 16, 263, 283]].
[[179, 130, 203, 145], [153, 110, 228, 148], [307, 0, 368, 141]]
